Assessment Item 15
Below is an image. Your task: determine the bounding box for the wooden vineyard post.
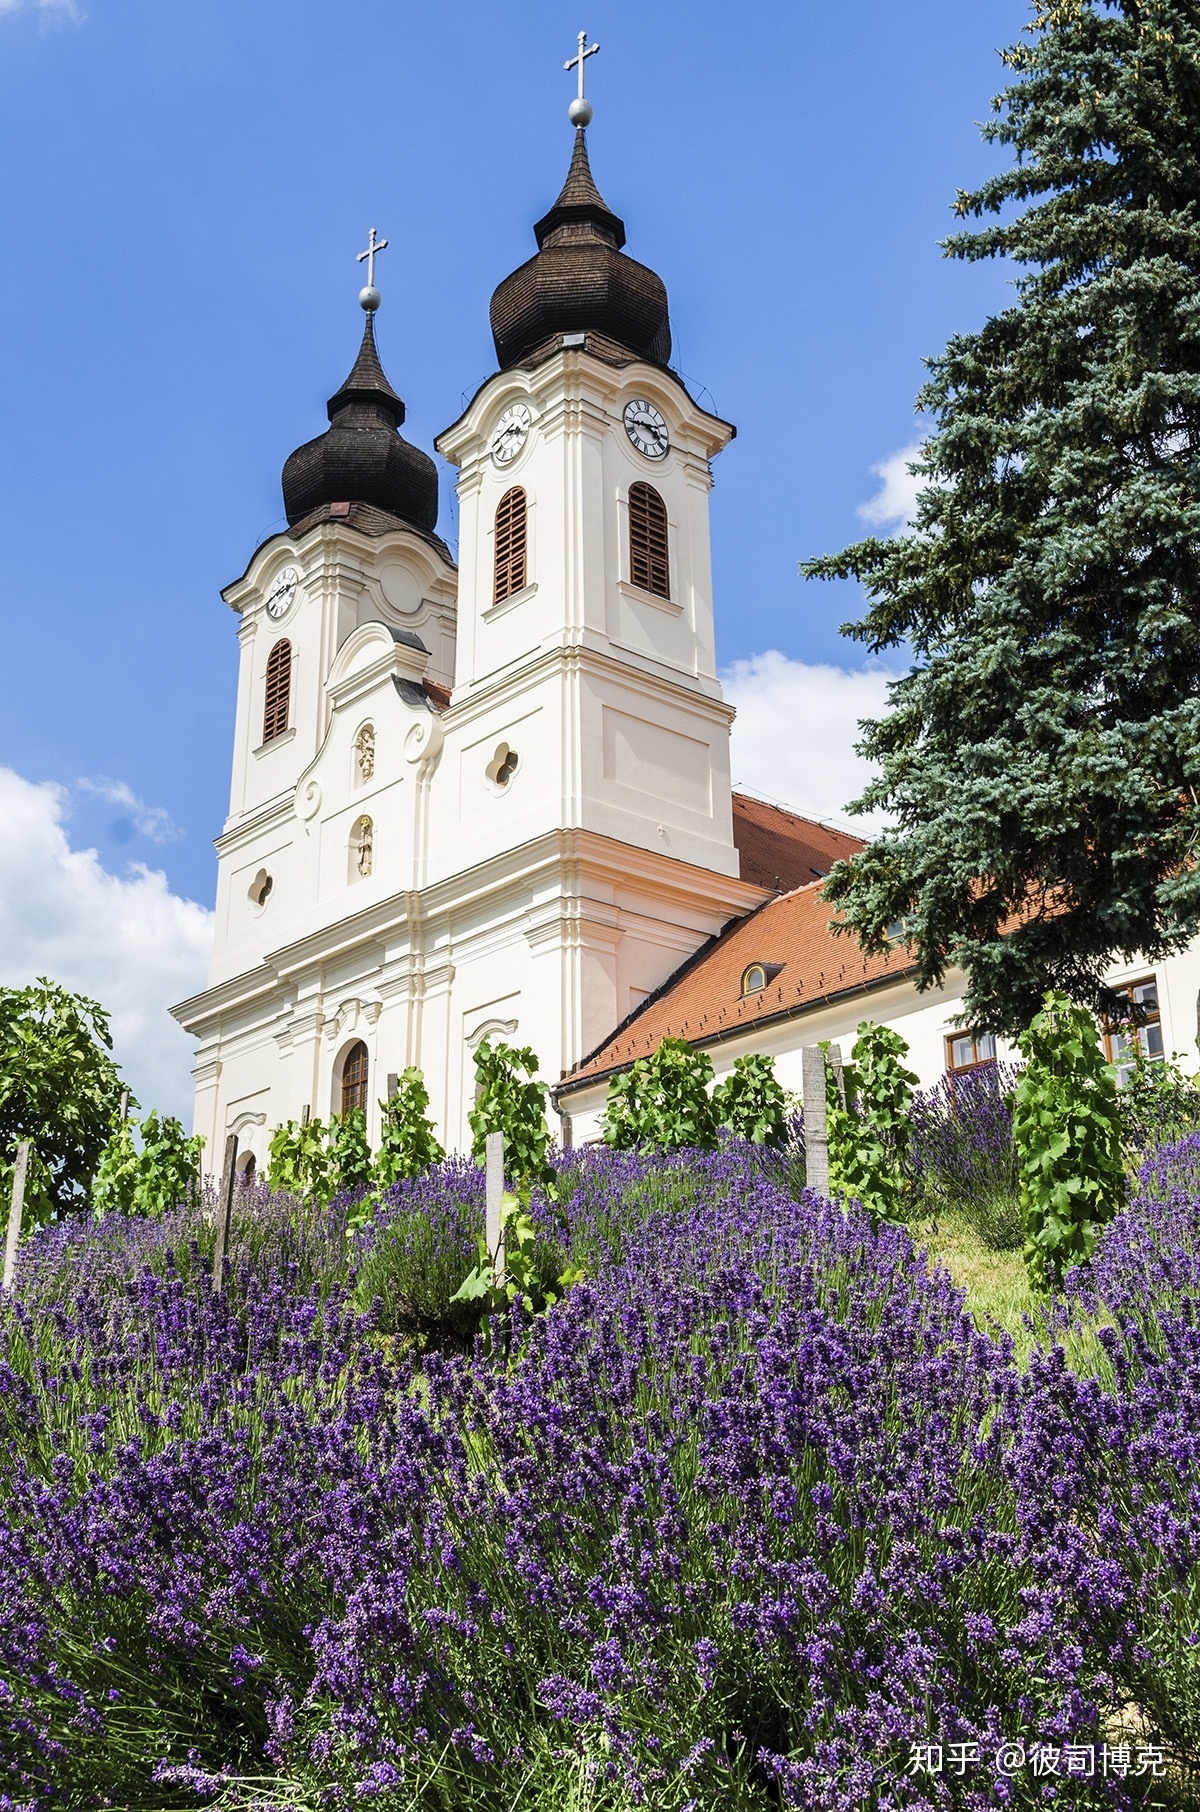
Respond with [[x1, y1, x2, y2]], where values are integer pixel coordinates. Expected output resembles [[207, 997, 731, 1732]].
[[211, 1132, 239, 1295], [801, 1048, 830, 1196], [485, 1131, 506, 1285], [386, 1072, 399, 1100], [828, 1044, 846, 1110], [2, 1141, 31, 1292]]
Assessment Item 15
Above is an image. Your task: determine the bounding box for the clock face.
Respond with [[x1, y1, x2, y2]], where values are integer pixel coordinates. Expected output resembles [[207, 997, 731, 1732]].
[[623, 398, 670, 460], [264, 566, 299, 620], [490, 403, 532, 466]]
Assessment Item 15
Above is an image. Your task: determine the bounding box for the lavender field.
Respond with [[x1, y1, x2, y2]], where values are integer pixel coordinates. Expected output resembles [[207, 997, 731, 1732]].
[[2, 1139, 1199, 1810]]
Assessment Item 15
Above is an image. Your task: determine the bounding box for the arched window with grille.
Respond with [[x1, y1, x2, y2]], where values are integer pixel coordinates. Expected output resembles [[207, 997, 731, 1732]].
[[628, 482, 670, 600], [493, 487, 527, 604], [263, 640, 292, 743], [341, 1041, 369, 1117]]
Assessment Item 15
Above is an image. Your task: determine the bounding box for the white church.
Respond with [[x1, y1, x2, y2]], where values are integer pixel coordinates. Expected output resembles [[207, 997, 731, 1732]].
[[172, 63, 1200, 1165]]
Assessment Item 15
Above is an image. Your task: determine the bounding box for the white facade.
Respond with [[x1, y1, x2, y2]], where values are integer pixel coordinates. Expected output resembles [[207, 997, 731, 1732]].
[[175, 166, 1200, 1165], [559, 941, 1200, 1144], [173, 346, 767, 1167]]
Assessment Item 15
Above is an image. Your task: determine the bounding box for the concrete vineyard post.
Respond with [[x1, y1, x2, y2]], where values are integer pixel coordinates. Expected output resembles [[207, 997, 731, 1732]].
[[802, 1047, 829, 1195], [211, 1131, 239, 1295], [485, 1130, 505, 1285], [2, 1141, 31, 1292]]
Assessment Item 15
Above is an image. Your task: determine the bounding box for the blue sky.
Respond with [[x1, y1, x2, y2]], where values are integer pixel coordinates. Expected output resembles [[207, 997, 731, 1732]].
[[0, 0, 1031, 1113]]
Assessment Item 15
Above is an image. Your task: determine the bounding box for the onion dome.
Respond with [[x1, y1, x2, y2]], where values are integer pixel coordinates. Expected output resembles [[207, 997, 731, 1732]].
[[490, 128, 671, 371], [281, 313, 439, 534]]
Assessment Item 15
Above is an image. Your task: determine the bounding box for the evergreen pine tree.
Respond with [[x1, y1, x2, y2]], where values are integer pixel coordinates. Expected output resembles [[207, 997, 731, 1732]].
[[804, 0, 1200, 1035]]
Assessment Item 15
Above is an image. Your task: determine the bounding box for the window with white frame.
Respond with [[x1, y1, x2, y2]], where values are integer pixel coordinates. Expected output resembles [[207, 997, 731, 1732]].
[[945, 1030, 997, 1076], [1104, 977, 1163, 1087]]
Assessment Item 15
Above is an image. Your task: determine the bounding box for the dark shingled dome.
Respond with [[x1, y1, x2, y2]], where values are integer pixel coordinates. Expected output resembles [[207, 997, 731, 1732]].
[[490, 129, 671, 370], [282, 315, 439, 533]]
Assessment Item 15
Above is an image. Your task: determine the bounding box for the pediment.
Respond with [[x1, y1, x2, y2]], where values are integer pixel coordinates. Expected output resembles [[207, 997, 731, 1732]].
[[328, 621, 429, 691]]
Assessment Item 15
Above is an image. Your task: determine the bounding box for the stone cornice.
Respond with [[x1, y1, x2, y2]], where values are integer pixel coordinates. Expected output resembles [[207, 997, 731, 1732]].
[[435, 349, 735, 469], [171, 830, 767, 1036], [222, 519, 457, 616], [216, 793, 295, 853], [443, 639, 733, 731]]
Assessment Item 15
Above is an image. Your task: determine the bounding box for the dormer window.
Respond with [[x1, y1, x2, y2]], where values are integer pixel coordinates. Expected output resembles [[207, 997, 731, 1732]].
[[741, 961, 784, 998], [263, 640, 292, 743], [494, 486, 527, 603], [629, 482, 670, 600]]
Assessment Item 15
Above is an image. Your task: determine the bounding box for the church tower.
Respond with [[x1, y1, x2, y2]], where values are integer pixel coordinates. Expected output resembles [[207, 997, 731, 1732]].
[[173, 51, 767, 1164], [436, 124, 739, 877]]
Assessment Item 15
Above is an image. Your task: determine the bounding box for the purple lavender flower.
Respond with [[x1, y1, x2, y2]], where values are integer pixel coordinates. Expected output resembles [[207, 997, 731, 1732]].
[[0, 1139, 1187, 1808], [908, 1063, 1023, 1248]]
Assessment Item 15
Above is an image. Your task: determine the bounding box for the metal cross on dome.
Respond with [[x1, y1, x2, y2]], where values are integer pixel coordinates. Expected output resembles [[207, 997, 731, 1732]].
[[356, 226, 388, 290], [564, 29, 599, 125]]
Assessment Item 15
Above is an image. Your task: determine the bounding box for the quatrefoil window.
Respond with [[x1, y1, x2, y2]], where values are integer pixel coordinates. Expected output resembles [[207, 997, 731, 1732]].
[[487, 743, 520, 789], [248, 869, 273, 909]]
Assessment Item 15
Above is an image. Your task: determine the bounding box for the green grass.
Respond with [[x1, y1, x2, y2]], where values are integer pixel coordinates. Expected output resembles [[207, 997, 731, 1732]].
[[908, 1210, 1034, 1345], [907, 1209, 1117, 1374]]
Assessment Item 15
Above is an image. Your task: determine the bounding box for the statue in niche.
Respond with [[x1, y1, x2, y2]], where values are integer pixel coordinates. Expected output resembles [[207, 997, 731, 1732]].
[[354, 816, 373, 879], [355, 723, 375, 784]]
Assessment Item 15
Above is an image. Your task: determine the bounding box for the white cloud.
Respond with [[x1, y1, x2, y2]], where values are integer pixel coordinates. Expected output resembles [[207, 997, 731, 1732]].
[[0, 768, 213, 1125], [0, 0, 83, 17], [722, 650, 900, 837], [858, 439, 927, 534], [75, 775, 184, 845]]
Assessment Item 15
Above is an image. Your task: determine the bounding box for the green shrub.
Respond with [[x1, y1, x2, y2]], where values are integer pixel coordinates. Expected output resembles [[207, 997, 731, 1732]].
[[468, 1040, 554, 1192], [328, 1108, 372, 1196], [598, 1062, 650, 1150], [1117, 1048, 1200, 1154], [136, 1112, 204, 1218], [450, 1190, 578, 1349], [1012, 990, 1125, 1292], [90, 1118, 139, 1219], [266, 1112, 372, 1206], [826, 1022, 918, 1225], [0, 977, 130, 1220], [265, 1115, 334, 1203], [600, 1038, 718, 1150], [91, 1111, 202, 1221], [374, 1068, 444, 1187], [713, 1053, 789, 1147]]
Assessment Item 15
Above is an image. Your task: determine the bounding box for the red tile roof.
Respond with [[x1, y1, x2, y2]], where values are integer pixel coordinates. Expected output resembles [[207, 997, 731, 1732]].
[[731, 791, 864, 891], [559, 878, 916, 1091]]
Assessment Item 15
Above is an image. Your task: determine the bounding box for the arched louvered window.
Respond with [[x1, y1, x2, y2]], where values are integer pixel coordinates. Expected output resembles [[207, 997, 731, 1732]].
[[341, 1041, 369, 1117], [494, 487, 527, 604], [263, 640, 292, 743], [629, 482, 670, 600]]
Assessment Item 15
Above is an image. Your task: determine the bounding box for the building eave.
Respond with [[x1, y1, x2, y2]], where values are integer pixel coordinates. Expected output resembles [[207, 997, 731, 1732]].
[[553, 957, 923, 1103], [435, 347, 734, 466]]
